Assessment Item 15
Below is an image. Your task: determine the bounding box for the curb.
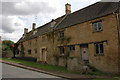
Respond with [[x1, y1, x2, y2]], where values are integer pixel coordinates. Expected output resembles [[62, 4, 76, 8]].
[[1, 60, 71, 79]]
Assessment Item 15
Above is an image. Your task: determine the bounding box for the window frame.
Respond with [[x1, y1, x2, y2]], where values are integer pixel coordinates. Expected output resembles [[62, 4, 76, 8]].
[[59, 47, 64, 55], [59, 31, 64, 38], [29, 41, 31, 46], [94, 42, 104, 56], [34, 48, 37, 54], [69, 45, 75, 51], [28, 49, 31, 54], [92, 21, 103, 32]]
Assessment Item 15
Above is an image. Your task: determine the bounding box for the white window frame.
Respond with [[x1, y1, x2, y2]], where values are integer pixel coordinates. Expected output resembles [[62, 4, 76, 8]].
[[93, 21, 102, 32], [94, 43, 104, 55]]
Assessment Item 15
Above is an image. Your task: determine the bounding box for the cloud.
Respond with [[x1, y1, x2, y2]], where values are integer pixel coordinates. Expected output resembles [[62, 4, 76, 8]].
[[0, 0, 100, 42], [1, 1, 57, 42], [1, 16, 25, 33], [2, 2, 56, 16], [1, 32, 21, 42]]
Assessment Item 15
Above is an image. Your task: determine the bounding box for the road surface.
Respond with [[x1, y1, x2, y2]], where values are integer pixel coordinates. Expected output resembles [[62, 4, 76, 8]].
[[2, 63, 62, 78]]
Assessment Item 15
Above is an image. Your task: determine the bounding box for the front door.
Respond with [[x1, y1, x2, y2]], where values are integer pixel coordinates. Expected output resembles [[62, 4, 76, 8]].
[[80, 44, 89, 61], [41, 48, 46, 62]]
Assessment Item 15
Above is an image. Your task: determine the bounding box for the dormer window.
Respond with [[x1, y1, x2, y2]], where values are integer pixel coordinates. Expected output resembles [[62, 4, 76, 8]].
[[33, 30, 37, 35], [22, 34, 25, 39], [92, 21, 102, 32], [50, 19, 56, 28]]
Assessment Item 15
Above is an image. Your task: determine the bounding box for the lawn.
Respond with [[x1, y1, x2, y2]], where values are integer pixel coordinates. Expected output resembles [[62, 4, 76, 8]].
[[2, 58, 68, 73]]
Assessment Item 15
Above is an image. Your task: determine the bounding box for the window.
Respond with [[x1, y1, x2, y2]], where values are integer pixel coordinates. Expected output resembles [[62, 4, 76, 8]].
[[28, 49, 31, 54], [36, 38, 37, 42], [59, 47, 64, 55], [94, 43, 104, 55], [69, 45, 75, 51], [22, 34, 25, 39], [33, 30, 37, 35], [59, 31, 64, 38], [42, 36, 47, 42], [29, 41, 31, 46], [92, 21, 102, 32], [34, 49, 37, 54], [50, 20, 56, 28]]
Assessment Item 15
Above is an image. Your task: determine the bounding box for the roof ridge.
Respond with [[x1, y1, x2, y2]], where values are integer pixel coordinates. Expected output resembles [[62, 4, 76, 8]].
[[68, 2, 119, 17], [69, 2, 100, 16]]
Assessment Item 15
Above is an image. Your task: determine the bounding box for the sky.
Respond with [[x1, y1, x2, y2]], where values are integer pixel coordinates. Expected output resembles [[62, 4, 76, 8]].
[[1, 0, 114, 42]]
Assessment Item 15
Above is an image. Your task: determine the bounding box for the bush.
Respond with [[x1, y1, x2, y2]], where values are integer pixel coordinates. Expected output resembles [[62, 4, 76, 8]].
[[2, 50, 13, 58], [2, 40, 14, 51]]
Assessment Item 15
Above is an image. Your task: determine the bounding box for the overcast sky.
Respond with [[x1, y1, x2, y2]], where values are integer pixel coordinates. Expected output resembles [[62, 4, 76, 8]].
[[1, 0, 103, 42]]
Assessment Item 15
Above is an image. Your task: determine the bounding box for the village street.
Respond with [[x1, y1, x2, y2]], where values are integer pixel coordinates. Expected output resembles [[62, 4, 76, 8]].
[[2, 63, 94, 80], [2, 63, 62, 79]]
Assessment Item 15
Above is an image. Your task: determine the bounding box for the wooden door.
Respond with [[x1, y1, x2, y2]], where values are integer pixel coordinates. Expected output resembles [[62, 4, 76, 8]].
[[81, 45, 89, 61], [42, 48, 46, 62]]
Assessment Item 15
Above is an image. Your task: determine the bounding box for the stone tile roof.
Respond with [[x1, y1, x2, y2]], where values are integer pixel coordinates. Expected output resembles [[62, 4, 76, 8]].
[[18, 2, 120, 42], [56, 2, 120, 29], [18, 15, 65, 42]]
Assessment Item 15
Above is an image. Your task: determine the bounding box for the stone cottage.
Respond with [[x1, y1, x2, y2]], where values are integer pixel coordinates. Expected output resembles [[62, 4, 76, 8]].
[[18, 2, 120, 73]]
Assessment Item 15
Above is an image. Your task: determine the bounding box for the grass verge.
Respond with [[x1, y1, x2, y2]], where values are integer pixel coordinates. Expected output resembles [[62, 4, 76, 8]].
[[2, 58, 68, 73]]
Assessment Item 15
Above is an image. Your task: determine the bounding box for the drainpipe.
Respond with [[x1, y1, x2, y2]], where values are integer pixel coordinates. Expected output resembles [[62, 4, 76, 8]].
[[114, 2, 120, 73], [117, 2, 120, 74]]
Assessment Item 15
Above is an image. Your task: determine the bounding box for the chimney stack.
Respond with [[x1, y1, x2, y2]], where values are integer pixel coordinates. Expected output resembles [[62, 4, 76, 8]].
[[65, 3, 71, 14], [32, 23, 36, 30], [24, 28, 28, 34]]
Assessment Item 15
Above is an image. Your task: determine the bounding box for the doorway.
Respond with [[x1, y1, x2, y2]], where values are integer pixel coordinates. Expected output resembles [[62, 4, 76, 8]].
[[41, 48, 46, 62], [80, 44, 89, 61]]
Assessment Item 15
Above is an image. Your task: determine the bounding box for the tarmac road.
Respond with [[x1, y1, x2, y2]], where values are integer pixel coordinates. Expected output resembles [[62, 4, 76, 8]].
[[2, 63, 93, 80], [2, 63, 61, 78]]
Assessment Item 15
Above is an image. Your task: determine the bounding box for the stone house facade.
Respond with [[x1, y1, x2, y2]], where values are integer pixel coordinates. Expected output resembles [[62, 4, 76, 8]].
[[18, 2, 120, 73]]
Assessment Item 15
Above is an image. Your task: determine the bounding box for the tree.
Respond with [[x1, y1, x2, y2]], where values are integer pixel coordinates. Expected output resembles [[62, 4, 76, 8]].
[[2, 40, 14, 51], [12, 42, 19, 58], [2, 40, 15, 58]]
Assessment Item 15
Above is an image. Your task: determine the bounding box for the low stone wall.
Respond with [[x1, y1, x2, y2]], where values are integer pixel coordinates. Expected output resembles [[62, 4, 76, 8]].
[[2, 51, 13, 58], [47, 57, 58, 66], [67, 57, 92, 73], [67, 57, 83, 72], [58, 57, 67, 67]]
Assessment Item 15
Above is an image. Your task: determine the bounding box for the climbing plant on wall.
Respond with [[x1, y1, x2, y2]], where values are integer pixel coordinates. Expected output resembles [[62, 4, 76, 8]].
[[21, 43, 24, 57], [58, 36, 71, 44]]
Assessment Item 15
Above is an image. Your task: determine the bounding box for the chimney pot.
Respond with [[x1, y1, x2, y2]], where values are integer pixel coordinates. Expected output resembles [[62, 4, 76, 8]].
[[32, 23, 36, 30], [65, 3, 71, 14], [24, 28, 28, 34]]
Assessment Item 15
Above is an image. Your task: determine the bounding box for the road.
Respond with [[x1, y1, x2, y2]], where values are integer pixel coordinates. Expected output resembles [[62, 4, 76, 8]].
[[2, 63, 62, 78]]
